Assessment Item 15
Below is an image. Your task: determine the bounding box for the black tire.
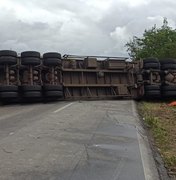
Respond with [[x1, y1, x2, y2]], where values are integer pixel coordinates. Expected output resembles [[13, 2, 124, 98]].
[[0, 85, 18, 92], [21, 51, 40, 58], [43, 58, 62, 66], [23, 91, 42, 98], [143, 58, 159, 64], [21, 85, 42, 91], [0, 50, 17, 57], [162, 85, 176, 91], [145, 90, 161, 96], [21, 57, 41, 66], [0, 56, 17, 65], [160, 58, 176, 64], [144, 85, 160, 91], [44, 91, 63, 97], [161, 64, 176, 70], [43, 52, 61, 59], [162, 91, 176, 97], [43, 85, 63, 91], [19, 65, 28, 70], [0, 92, 18, 98], [143, 63, 160, 69]]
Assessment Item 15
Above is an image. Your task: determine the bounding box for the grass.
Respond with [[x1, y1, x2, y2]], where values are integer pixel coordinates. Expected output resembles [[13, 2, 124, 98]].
[[138, 101, 176, 176]]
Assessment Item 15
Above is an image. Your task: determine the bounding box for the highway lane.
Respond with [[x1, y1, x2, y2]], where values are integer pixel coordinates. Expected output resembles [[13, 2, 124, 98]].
[[0, 100, 159, 180]]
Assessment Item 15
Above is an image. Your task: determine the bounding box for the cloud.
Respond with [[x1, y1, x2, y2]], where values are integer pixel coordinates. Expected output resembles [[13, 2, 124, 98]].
[[0, 0, 176, 57]]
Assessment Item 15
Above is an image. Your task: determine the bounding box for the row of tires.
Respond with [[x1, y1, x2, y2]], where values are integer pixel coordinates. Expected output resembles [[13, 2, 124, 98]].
[[143, 58, 176, 70], [144, 85, 176, 98], [0, 85, 63, 102], [143, 58, 176, 98], [0, 50, 62, 66], [0, 50, 63, 103], [1, 85, 175, 101]]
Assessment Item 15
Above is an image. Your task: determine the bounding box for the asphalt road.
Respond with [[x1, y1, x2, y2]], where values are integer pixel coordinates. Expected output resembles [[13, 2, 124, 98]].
[[0, 100, 159, 180]]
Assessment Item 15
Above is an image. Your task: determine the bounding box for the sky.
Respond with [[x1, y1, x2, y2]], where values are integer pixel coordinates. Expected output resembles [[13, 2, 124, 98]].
[[0, 0, 176, 57]]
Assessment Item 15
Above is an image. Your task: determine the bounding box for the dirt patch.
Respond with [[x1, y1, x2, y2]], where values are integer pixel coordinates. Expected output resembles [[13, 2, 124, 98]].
[[138, 101, 176, 179]]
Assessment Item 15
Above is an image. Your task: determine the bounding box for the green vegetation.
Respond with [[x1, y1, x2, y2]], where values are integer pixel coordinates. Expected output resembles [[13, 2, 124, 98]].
[[138, 102, 176, 176], [126, 18, 176, 59]]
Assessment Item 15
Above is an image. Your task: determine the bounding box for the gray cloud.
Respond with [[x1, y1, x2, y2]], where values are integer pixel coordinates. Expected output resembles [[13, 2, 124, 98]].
[[0, 0, 176, 56]]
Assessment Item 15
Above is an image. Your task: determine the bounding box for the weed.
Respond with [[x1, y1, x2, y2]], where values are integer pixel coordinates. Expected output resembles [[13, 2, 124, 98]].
[[138, 101, 176, 176]]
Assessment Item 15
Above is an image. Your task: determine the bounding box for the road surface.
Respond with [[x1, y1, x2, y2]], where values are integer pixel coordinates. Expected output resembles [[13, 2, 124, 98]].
[[0, 100, 159, 180]]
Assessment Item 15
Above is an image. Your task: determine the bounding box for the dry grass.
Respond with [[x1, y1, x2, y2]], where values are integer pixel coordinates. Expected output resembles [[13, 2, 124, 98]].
[[138, 101, 176, 176]]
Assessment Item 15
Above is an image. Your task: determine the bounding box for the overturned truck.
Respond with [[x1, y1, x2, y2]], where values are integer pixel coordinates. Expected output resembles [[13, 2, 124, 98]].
[[0, 50, 175, 102]]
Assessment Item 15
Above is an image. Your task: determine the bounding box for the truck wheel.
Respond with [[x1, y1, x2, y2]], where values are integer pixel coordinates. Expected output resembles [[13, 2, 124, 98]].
[[143, 58, 159, 64], [144, 85, 160, 91], [160, 58, 176, 64], [0, 56, 17, 65], [0, 50, 17, 57], [145, 90, 161, 97], [162, 85, 176, 91], [21, 51, 40, 58], [23, 91, 42, 98], [21, 57, 41, 66], [162, 91, 176, 97], [43, 58, 62, 66], [0, 92, 18, 98], [44, 91, 63, 97], [143, 63, 160, 69], [161, 64, 176, 70], [43, 85, 63, 91], [21, 85, 42, 91], [43, 52, 61, 59], [0, 85, 18, 92]]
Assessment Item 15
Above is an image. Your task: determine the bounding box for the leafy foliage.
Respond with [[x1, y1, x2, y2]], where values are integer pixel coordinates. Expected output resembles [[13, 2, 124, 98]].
[[126, 18, 176, 59]]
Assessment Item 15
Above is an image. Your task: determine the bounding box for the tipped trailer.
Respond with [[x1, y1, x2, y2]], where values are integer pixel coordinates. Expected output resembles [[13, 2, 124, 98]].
[[0, 50, 176, 103], [62, 55, 143, 100]]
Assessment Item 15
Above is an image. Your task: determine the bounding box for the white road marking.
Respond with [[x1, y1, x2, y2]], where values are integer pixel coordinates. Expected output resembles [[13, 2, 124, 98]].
[[132, 101, 159, 180], [53, 102, 74, 113], [137, 131, 150, 180]]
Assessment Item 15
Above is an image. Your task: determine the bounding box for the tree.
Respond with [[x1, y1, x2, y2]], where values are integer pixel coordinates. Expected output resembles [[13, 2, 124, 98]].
[[126, 18, 176, 60]]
